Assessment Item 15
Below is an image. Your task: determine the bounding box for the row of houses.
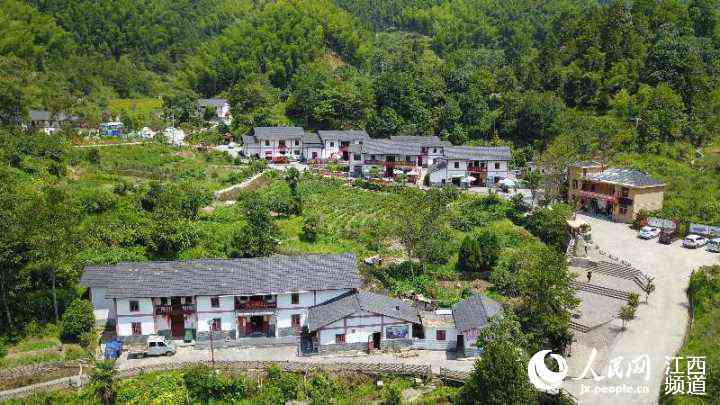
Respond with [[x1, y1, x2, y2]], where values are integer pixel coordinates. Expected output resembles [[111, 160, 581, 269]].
[[241, 126, 512, 187], [80, 254, 502, 356]]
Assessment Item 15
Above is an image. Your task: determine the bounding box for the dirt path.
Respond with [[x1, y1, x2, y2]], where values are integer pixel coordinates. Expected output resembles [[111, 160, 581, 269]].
[[563, 214, 718, 404]]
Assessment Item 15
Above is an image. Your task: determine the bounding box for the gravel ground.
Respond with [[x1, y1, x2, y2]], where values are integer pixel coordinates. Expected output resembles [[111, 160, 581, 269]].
[[563, 214, 718, 405], [116, 344, 477, 373]]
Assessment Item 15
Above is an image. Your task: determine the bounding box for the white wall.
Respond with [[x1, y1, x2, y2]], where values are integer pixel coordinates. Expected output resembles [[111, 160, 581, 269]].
[[276, 309, 307, 330], [117, 315, 155, 336], [196, 296, 235, 333], [116, 298, 153, 316]]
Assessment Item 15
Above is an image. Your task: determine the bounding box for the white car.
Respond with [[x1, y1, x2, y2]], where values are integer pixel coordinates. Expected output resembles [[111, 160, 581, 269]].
[[683, 235, 708, 249], [638, 226, 661, 239]]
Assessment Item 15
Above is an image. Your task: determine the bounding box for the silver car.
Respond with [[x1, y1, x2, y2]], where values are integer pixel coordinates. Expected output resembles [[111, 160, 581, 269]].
[[683, 235, 708, 249]]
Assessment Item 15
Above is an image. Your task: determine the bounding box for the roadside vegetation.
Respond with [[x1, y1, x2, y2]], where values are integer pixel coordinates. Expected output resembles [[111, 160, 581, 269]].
[[661, 265, 720, 404], [6, 364, 457, 404]]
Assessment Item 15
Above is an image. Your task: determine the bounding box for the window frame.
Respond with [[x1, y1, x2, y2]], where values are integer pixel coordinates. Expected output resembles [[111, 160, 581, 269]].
[[494, 162, 500, 170], [453, 161, 460, 169], [210, 297, 220, 308], [129, 300, 140, 312], [436, 329, 446, 341], [335, 333, 346, 344], [211, 318, 222, 332], [291, 314, 301, 328], [291, 293, 300, 305], [131, 322, 142, 335]]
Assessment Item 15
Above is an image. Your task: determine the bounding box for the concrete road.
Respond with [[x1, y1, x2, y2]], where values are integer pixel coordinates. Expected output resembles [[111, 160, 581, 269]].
[[115, 344, 476, 374], [564, 214, 718, 404]]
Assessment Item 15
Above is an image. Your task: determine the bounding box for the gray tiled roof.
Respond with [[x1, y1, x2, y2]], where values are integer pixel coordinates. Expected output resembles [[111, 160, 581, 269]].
[[241, 135, 258, 145], [318, 130, 370, 142], [359, 139, 422, 156], [452, 294, 503, 332], [389, 136, 444, 146], [444, 146, 512, 161], [307, 291, 420, 332], [198, 99, 228, 107], [253, 126, 304, 140], [80, 254, 361, 299], [589, 168, 664, 188], [301, 133, 323, 146], [29, 110, 78, 122]]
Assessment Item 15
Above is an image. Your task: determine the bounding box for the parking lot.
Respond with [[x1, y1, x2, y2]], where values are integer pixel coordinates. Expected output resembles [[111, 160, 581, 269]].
[[565, 214, 718, 405]]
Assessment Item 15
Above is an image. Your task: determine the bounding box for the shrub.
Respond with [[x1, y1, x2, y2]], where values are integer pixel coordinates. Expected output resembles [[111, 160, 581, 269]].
[[183, 365, 252, 402], [301, 214, 320, 242], [627, 292, 640, 308], [81, 189, 118, 214], [458, 228, 500, 273], [86, 148, 101, 164], [60, 299, 95, 343]]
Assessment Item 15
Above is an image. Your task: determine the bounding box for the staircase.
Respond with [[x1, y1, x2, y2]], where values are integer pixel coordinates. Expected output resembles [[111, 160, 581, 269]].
[[571, 281, 631, 301], [574, 260, 652, 293], [569, 321, 592, 333]]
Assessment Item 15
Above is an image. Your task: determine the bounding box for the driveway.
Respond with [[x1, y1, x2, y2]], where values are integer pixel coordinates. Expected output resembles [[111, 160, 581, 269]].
[[564, 214, 718, 404], [115, 345, 476, 374]]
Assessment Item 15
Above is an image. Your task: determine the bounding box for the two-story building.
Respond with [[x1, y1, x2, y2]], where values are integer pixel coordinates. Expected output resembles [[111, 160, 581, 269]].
[[348, 139, 423, 180], [80, 254, 361, 343], [241, 126, 305, 161], [428, 146, 512, 187], [317, 130, 370, 162], [389, 136, 451, 167], [197, 99, 232, 125], [28, 110, 80, 134], [567, 161, 665, 222]]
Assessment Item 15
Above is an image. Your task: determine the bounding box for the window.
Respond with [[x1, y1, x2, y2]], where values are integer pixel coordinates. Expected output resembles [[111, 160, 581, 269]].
[[330, 141, 335, 147], [583, 169, 587, 176], [432, 148, 437, 153], [291, 293, 300, 305], [621, 187, 629, 197], [335, 333, 346, 344], [210, 297, 220, 308], [494, 162, 500, 169], [129, 300, 140, 312], [619, 205, 628, 215], [131, 322, 142, 335], [436, 330, 446, 341], [353, 154, 361, 161], [454, 162, 460, 169], [291, 314, 301, 328], [185, 296, 193, 304], [370, 155, 376, 160], [211, 318, 221, 331], [160, 297, 168, 305], [481, 162, 486, 169], [264, 140, 270, 146], [294, 139, 300, 146]]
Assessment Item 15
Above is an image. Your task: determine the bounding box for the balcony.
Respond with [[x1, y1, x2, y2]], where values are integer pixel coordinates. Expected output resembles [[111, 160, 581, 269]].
[[154, 303, 195, 316], [466, 166, 487, 174], [235, 299, 277, 311], [579, 190, 617, 203], [364, 160, 417, 168]]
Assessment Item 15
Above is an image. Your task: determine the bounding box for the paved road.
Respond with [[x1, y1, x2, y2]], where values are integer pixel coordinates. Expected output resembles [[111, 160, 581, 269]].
[[116, 345, 476, 374], [564, 214, 718, 404]]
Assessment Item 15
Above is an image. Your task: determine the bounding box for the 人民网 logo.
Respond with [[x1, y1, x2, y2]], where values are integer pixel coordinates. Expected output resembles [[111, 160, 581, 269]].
[[528, 350, 569, 392]]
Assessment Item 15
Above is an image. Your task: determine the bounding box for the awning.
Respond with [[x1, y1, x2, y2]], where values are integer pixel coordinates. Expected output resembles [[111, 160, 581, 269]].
[[579, 190, 617, 203]]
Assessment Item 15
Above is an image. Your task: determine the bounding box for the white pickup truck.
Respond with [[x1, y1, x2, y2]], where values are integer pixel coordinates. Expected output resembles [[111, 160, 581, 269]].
[[128, 335, 177, 358]]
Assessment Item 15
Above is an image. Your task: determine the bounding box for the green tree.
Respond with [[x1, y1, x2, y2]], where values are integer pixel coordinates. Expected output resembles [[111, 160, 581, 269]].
[[619, 304, 636, 330], [227, 195, 278, 258], [524, 169, 542, 206], [458, 228, 499, 273], [460, 315, 537, 404], [60, 299, 94, 343]]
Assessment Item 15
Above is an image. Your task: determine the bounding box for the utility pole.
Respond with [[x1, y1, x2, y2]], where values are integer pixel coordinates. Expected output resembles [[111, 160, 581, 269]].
[[209, 329, 215, 365]]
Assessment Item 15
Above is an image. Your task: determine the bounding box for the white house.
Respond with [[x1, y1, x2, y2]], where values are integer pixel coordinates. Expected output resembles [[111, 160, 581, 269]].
[[348, 139, 423, 181], [317, 130, 370, 161], [306, 291, 420, 353], [241, 126, 304, 161], [389, 136, 451, 167], [28, 110, 80, 134], [428, 146, 512, 187], [198, 99, 231, 125], [80, 254, 361, 343]]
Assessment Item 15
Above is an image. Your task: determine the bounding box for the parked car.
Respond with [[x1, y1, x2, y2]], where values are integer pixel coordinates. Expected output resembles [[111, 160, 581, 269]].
[[683, 234, 708, 249], [708, 238, 720, 253], [638, 226, 661, 239], [128, 335, 176, 358]]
